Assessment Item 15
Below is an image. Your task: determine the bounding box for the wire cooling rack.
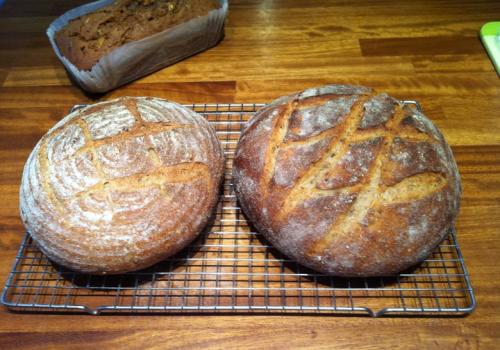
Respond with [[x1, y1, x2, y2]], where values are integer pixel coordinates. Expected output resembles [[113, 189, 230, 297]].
[[1, 102, 476, 317]]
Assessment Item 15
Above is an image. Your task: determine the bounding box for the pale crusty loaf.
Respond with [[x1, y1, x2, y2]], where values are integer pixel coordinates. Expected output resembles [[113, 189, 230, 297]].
[[20, 97, 224, 274], [233, 85, 461, 277]]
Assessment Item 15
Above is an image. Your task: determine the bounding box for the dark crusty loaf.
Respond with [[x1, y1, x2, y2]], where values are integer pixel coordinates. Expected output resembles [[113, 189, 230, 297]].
[[20, 97, 224, 274], [55, 0, 221, 70], [233, 85, 461, 277]]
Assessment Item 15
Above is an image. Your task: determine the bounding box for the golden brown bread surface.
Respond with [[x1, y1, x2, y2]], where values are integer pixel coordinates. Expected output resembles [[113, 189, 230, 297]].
[[233, 85, 461, 277], [55, 0, 221, 70], [20, 97, 224, 274]]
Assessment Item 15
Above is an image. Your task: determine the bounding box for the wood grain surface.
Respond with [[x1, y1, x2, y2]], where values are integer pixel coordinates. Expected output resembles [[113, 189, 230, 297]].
[[1, 0, 499, 349]]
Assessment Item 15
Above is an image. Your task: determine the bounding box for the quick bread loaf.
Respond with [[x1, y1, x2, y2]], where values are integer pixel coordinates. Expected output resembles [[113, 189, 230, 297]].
[[233, 85, 461, 277], [20, 97, 224, 274], [55, 0, 221, 70]]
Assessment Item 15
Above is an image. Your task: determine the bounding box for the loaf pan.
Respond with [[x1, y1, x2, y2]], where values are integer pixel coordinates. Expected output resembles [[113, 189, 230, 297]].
[[47, 0, 228, 93]]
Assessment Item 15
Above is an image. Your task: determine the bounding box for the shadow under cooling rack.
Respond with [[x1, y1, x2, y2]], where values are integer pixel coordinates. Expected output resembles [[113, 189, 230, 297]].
[[1, 103, 476, 317]]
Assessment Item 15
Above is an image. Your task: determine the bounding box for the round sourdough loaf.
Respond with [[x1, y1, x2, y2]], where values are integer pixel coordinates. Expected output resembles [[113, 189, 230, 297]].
[[20, 97, 224, 274], [233, 85, 461, 277]]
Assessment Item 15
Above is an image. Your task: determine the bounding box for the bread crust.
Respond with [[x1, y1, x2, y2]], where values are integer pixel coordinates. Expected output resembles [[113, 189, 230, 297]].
[[54, 0, 221, 70], [233, 85, 461, 277], [20, 97, 224, 274]]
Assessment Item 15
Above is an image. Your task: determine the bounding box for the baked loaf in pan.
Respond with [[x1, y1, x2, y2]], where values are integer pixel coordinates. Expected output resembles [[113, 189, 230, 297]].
[[233, 85, 461, 277], [20, 97, 224, 274], [55, 0, 221, 70]]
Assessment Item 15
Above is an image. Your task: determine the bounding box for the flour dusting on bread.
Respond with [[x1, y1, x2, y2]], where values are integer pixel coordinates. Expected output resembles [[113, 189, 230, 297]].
[[20, 97, 224, 274]]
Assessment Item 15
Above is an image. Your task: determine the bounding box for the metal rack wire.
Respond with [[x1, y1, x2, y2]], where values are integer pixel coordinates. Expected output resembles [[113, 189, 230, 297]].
[[1, 102, 476, 316]]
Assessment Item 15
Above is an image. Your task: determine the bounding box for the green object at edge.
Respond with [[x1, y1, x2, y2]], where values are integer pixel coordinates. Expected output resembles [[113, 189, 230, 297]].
[[480, 22, 500, 76]]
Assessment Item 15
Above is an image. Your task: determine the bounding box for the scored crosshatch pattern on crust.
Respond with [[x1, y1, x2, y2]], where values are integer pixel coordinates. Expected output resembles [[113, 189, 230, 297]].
[[1, 103, 475, 316], [19, 97, 224, 274], [233, 87, 461, 277], [35, 98, 212, 201], [276, 94, 446, 253]]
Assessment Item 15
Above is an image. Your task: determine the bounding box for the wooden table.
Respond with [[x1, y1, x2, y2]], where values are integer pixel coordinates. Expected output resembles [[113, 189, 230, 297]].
[[1, 1, 499, 348]]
